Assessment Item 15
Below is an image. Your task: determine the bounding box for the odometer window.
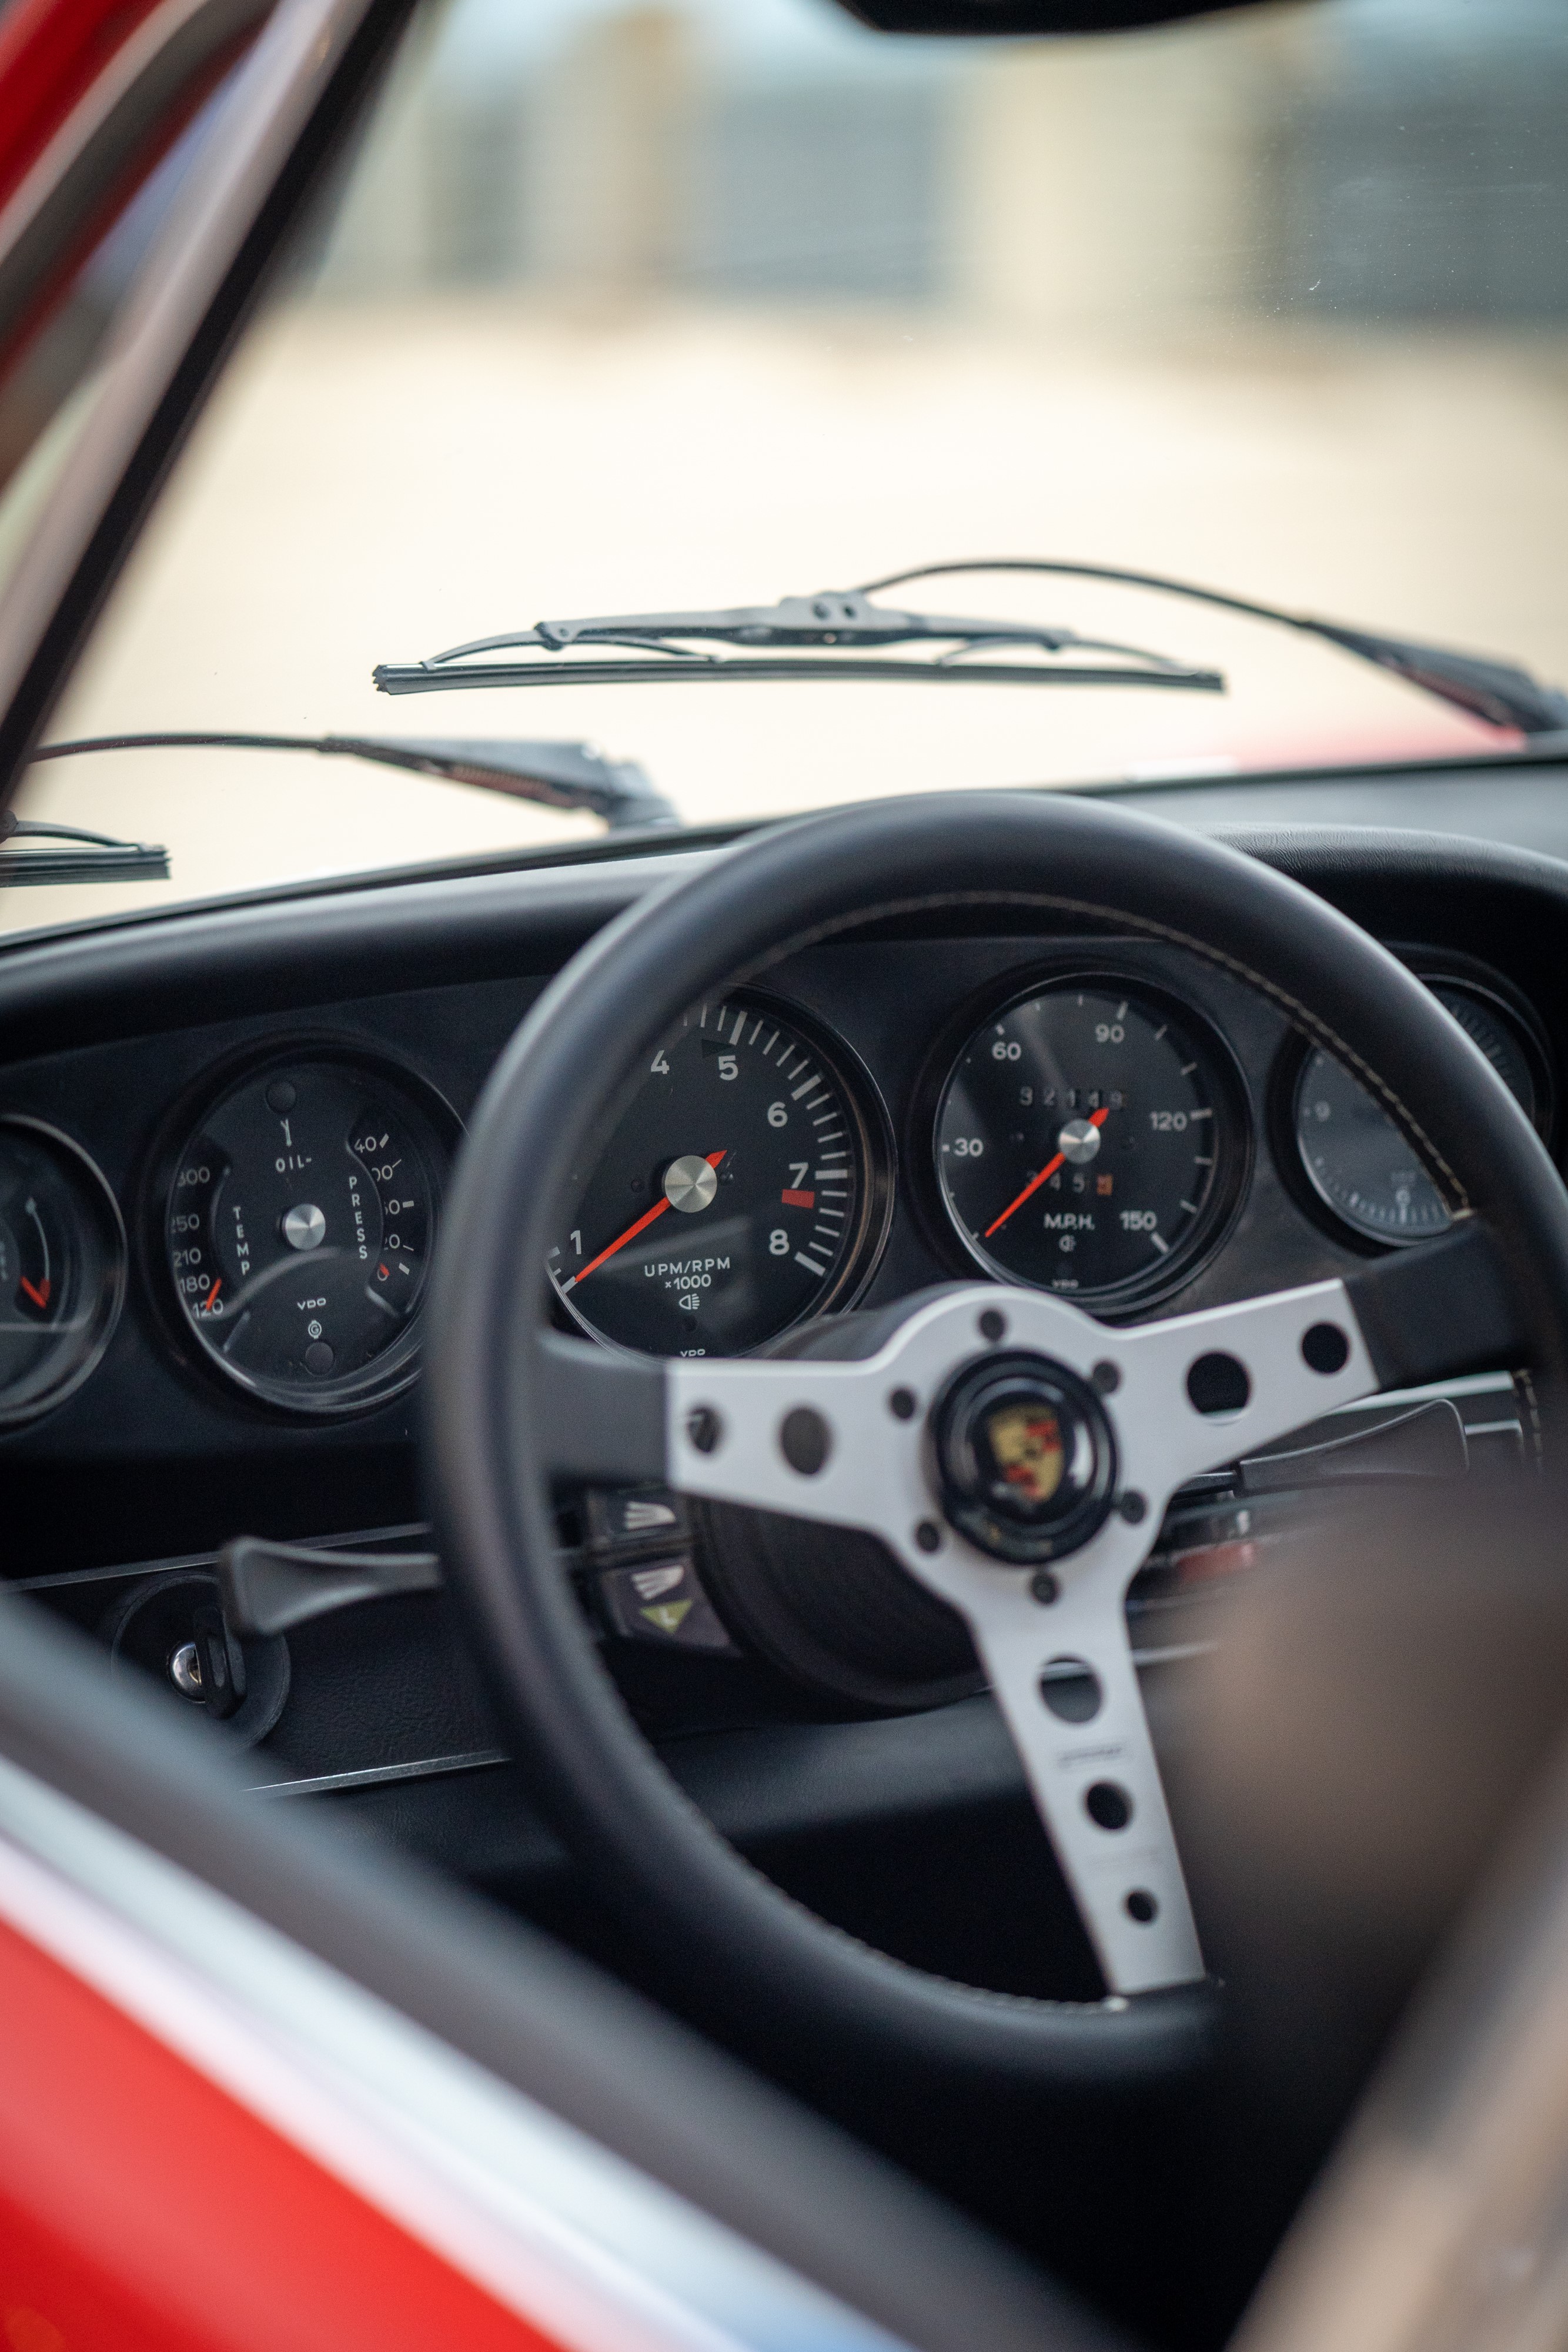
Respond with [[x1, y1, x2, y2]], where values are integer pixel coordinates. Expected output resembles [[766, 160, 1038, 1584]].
[[549, 997, 887, 1358], [935, 981, 1239, 1304]]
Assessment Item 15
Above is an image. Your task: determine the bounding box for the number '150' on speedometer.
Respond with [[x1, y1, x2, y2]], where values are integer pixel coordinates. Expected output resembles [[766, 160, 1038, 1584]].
[[933, 978, 1245, 1307]]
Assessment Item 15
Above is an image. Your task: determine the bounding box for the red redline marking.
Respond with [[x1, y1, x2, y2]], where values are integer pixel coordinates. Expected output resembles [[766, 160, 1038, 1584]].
[[567, 1151, 727, 1288], [983, 1108, 1109, 1239], [781, 1188, 815, 1208]]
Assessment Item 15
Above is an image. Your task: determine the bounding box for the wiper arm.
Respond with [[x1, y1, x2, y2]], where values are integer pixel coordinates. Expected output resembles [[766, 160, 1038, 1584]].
[[26, 730, 680, 833], [855, 560, 1568, 738], [372, 590, 1224, 699], [425, 592, 1185, 662], [373, 563, 1568, 737], [0, 810, 169, 885]]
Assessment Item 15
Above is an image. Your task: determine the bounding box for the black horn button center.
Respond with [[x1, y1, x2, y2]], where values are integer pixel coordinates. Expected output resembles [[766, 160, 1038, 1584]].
[[933, 1351, 1118, 1565]]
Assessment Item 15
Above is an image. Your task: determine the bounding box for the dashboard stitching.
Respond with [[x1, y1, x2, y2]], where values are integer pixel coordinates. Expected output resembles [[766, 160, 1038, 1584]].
[[725, 888, 1473, 1212], [639, 1748, 1189, 2017]]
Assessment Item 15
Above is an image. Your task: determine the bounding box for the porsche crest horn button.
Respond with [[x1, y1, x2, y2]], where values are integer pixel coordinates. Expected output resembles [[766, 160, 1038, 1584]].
[[932, 1351, 1118, 1565]]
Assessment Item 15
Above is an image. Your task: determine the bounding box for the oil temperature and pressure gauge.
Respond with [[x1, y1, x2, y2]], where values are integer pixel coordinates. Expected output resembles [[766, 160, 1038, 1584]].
[[934, 980, 1243, 1307], [0, 1118, 124, 1426], [549, 998, 888, 1357], [162, 1056, 451, 1411]]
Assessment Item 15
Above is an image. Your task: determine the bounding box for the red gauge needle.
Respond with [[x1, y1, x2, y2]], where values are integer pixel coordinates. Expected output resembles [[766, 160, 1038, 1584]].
[[201, 1279, 223, 1314], [563, 1152, 726, 1291], [18, 1277, 49, 1310], [984, 1108, 1109, 1239]]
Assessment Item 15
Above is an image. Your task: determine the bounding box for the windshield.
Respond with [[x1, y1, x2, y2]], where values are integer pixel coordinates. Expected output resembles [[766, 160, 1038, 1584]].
[[9, 0, 1568, 930]]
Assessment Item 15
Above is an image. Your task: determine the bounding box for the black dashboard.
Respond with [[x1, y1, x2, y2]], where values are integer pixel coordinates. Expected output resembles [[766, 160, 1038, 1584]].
[[1, 807, 1562, 1945]]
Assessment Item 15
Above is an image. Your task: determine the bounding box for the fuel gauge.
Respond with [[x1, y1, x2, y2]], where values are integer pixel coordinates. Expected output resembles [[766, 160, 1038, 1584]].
[[0, 1118, 125, 1425]]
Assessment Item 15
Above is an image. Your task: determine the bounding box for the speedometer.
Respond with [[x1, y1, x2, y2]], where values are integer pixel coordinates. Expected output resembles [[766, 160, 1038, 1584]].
[[548, 997, 889, 1357], [933, 979, 1243, 1305]]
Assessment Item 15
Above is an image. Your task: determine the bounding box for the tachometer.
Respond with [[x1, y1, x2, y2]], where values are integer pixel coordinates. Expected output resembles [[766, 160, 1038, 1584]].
[[0, 1118, 124, 1425], [934, 980, 1242, 1304], [549, 997, 888, 1357], [162, 1054, 452, 1411]]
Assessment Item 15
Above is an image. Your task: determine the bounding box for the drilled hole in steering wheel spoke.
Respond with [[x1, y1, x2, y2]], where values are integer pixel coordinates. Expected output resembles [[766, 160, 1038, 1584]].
[[1186, 1352, 1251, 1416], [1039, 1657, 1103, 1722]]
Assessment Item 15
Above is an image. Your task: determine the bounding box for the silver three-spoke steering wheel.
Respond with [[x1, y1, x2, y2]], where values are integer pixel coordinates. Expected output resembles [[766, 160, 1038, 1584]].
[[427, 792, 1568, 2092], [665, 1275, 1374, 1993]]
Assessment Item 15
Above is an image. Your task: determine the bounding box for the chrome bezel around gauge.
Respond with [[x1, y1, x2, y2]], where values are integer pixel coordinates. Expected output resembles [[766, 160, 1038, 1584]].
[[922, 968, 1251, 1314], [549, 988, 895, 1359], [0, 1116, 126, 1429], [144, 1040, 460, 1417], [1279, 951, 1553, 1253]]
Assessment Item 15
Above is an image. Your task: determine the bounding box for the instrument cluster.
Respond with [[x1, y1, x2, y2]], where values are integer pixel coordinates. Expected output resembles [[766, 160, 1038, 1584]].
[[0, 947, 1554, 1424], [544, 948, 1556, 1361]]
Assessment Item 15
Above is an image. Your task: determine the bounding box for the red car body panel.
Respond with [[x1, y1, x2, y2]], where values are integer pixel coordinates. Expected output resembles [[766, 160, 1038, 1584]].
[[0, 15, 789, 2344], [0, 1912, 561, 2352], [0, 0, 179, 212]]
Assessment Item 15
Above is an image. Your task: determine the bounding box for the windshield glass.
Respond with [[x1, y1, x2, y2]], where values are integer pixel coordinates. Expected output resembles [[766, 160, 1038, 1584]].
[[9, 0, 1568, 930]]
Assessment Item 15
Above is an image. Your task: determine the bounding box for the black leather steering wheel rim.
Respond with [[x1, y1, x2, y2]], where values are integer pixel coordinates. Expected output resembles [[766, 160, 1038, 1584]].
[[425, 792, 1568, 2097]]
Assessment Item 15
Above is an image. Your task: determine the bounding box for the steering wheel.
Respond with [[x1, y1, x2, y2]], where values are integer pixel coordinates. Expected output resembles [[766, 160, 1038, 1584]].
[[424, 793, 1568, 2096]]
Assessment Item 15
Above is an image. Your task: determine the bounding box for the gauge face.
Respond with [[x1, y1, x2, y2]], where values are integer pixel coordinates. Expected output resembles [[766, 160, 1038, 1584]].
[[1433, 984, 1539, 1125], [1292, 983, 1539, 1248], [549, 998, 885, 1357], [0, 1120, 123, 1425], [934, 981, 1237, 1302], [164, 1058, 449, 1411]]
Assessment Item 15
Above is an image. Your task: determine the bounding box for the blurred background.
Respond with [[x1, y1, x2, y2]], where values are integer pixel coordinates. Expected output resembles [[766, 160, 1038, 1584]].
[[11, 0, 1568, 927]]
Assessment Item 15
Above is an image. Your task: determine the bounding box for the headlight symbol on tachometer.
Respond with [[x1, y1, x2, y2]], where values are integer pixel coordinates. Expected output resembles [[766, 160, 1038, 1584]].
[[548, 999, 887, 1358]]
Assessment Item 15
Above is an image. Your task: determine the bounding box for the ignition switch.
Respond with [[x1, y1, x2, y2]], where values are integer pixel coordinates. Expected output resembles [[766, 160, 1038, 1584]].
[[166, 1605, 247, 1718]]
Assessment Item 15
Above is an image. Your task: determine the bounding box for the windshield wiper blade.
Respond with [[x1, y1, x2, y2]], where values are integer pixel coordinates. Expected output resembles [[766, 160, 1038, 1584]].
[[373, 563, 1568, 736], [371, 589, 1225, 699], [853, 560, 1568, 739], [0, 811, 169, 885], [26, 730, 680, 833]]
